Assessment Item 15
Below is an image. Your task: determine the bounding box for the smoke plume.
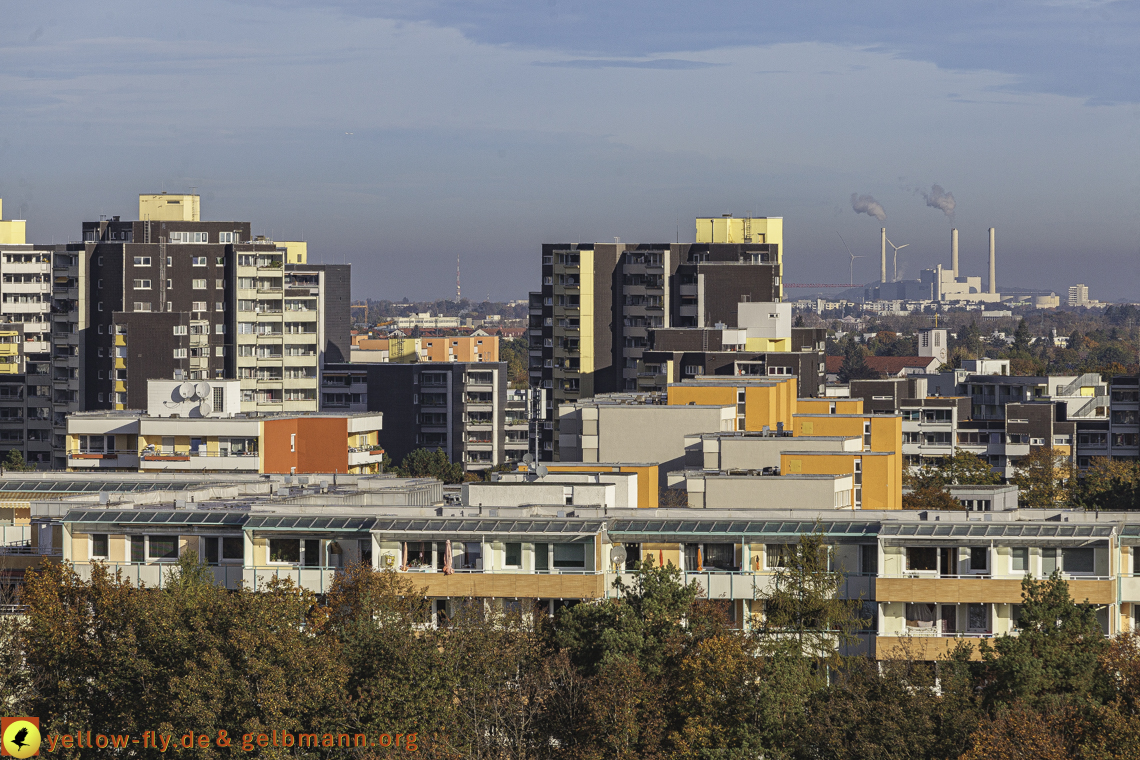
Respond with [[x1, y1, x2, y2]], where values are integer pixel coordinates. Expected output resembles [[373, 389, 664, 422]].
[[921, 184, 955, 219], [851, 193, 886, 221]]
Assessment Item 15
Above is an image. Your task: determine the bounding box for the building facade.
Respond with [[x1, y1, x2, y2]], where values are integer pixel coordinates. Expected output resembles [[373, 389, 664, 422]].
[[323, 361, 521, 472]]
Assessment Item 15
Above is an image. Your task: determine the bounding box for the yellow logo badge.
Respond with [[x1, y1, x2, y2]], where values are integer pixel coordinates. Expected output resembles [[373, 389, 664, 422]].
[[1, 719, 40, 758]]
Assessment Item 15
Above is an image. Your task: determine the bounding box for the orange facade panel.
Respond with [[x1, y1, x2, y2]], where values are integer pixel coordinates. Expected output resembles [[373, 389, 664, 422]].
[[668, 386, 735, 407], [405, 572, 605, 599], [876, 577, 1114, 605], [421, 336, 499, 363], [877, 636, 984, 661], [263, 418, 350, 474]]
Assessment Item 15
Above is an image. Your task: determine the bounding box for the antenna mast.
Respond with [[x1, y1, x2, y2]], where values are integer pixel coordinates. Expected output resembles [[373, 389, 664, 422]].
[[456, 254, 461, 303]]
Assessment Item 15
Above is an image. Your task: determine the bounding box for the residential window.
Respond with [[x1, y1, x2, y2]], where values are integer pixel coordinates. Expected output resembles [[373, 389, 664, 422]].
[[219, 232, 234, 244], [147, 535, 179, 561], [191, 301, 207, 312], [504, 542, 522, 567], [192, 279, 207, 289], [173, 325, 188, 336], [133, 279, 152, 289], [192, 232, 208, 243], [269, 538, 301, 563], [969, 546, 988, 572], [1042, 547, 1058, 575], [552, 543, 585, 569], [192, 256, 207, 266], [166, 279, 173, 289], [766, 544, 792, 568], [906, 546, 937, 572], [215, 301, 224, 312], [91, 533, 109, 558], [1011, 547, 1028, 573], [534, 542, 549, 571], [860, 544, 878, 575], [967, 603, 989, 632], [133, 302, 152, 312], [173, 348, 187, 358], [1062, 547, 1095, 575], [169, 232, 190, 243], [133, 256, 152, 266]]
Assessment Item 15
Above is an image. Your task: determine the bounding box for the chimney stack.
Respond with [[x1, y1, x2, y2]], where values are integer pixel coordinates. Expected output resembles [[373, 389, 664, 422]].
[[880, 228, 887, 284], [988, 227, 996, 294], [951, 228, 959, 280]]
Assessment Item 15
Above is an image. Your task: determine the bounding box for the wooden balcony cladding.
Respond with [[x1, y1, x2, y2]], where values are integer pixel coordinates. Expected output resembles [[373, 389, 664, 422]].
[[875, 577, 1114, 605], [402, 573, 605, 599], [877, 636, 983, 661]]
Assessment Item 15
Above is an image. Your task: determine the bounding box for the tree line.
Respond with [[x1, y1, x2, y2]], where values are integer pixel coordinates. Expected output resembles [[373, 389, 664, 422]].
[[904, 449, 1140, 511], [4, 532, 1140, 758]]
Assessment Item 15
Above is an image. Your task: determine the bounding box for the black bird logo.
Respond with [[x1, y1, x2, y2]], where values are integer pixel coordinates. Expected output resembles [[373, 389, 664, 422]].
[[9, 727, 28, 751]]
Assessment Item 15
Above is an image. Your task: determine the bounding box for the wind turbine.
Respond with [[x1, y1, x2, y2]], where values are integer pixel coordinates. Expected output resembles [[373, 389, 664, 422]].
[[837, 232, 863, 286], [886, 238, 909, 282]]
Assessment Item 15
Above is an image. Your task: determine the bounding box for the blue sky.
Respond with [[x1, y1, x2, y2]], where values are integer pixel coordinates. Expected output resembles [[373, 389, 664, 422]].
[[1, 1, 1138, 301]]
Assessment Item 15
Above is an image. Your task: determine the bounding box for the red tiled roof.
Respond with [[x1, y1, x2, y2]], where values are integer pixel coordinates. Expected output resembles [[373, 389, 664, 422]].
[[825, 355, 941, 377]]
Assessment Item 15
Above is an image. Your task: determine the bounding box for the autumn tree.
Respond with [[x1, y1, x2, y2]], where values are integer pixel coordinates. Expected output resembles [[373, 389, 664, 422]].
[[1012, 447, 1077, 508], [1081, 456, 1140, 511]]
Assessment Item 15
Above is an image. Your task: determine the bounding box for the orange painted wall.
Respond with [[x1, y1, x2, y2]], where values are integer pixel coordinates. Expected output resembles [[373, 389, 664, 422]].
[[798, 398, 864, 415], [667, 386, 735, 407], [421, 337, 499, 362], [743, 379, 797, 432], [263, 418, 349, 474], [545, 464, 660, 508]]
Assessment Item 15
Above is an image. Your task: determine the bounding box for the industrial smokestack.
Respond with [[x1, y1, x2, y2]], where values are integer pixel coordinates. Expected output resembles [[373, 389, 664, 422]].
[[951, 228, 959, 280], [880, 228, 887, 284], [988, 228, 996, 294]]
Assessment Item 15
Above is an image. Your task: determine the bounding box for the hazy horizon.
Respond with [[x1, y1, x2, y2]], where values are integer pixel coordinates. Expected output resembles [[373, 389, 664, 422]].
[[2, 1, 1137, 302]]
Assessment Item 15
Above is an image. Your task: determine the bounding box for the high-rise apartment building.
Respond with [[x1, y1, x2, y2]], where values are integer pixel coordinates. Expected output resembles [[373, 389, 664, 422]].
[[0, 199, 83, 468], [82, 195, 349, 414], [322, 361, 527, 472], [529, 217, 785, 458]]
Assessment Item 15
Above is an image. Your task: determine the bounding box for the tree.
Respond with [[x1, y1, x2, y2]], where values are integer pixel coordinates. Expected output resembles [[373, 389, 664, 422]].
[[759, 529, 866, 670], [398, 447, 465, 483], [794, 314, 805, 327], [499, 337, 530, 389], [1081, 456, 1140, 511], [837, 341, 878, 382], [903, 485, 964, 511], [1012, 318, 1032, 353], [2, 449, 35, 472], [1012, 447, 1077, 508]]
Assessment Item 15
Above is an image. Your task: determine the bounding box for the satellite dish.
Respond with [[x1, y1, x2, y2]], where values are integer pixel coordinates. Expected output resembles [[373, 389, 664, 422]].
[[611, 545, 627, 567], [199, 400, 214, 416], [195, 381, 211, 398], [179, 382, 195, 399], [536, 465, 548, 477], [522, 453, 534, 464]]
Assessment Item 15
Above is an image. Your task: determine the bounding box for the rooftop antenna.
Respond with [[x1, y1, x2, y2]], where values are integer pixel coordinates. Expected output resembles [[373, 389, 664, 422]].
[[885, 238, 909, 282], [837, 232, 863, 286], [456, 253, 461, 303]]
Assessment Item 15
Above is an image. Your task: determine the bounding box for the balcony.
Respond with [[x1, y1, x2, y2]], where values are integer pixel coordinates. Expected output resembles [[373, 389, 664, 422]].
[[68, 450, 140, 469], [876, 576, 1114, 604], [398, 571, 604, 599], [348, 448, 385, 467], [139, 451, 260, 471]]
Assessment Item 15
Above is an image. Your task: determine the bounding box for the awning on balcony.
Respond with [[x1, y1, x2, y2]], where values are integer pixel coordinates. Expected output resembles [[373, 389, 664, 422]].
[[608, 519, 878, 544], [879, 522, 1114, 547]]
